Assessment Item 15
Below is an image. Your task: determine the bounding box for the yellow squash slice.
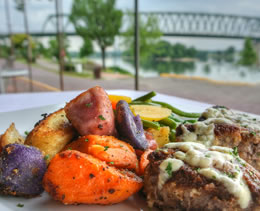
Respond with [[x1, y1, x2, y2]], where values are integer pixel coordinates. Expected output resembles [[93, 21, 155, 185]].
[[130, 105, 171, 121]]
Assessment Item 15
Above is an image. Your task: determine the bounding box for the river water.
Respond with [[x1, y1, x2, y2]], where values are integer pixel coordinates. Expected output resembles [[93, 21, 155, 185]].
[[90, 57, 260, 84]]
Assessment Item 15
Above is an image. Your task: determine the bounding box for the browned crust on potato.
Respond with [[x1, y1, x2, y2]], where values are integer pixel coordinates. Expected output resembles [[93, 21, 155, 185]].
[[0, 123, 25, 152], [25, 108, 76, 163]]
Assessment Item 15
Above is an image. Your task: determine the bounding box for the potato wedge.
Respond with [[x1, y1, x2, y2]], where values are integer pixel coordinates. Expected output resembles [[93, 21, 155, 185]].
[[146, 126, 170, 148], [0, 123, 24, 152], [25, 108, 76, 163]]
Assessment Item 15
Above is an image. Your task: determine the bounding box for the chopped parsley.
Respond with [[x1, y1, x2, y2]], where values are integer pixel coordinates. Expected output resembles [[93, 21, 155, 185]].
[[67, 147, 72, 150], [119, 144, 124, 147], [205, 154, 211, 158], [165, 162, 173, 176], [212, 175, 217, 179], [44, 155, 50, 160], [104, 146, 109, 151], [85, 138, 89, 142], [16, 203, 24, 208], [24, 131, 29, 136], [195, 167, 200, 172], [109, 162, 114, 165], [232, 147, 238, 156], [98, 115, 106, 120], [85, 103, 92, 107], [250, 131, 256, 136]]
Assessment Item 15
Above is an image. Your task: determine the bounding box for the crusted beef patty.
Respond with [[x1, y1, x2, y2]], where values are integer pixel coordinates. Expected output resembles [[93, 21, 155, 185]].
[[144, 142, 260, 211], [176, 106, 260, 171]]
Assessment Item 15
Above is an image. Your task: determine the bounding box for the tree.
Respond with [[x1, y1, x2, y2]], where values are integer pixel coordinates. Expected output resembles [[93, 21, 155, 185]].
[[47, 36, 70, 60], [123, 14, 162, 61], [239, 38, 258, 66], [80, 38, 93, 58], [70, 0, 123, 70]]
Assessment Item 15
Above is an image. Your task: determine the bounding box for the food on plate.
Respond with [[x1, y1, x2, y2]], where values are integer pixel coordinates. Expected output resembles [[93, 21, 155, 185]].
[[43, 150, 143, 205], [25, 108, 76, 163], [65, 86, 116, 136], [146, 126, 170, 148], [108, 95, 132, 110], [176, 106, 260, 171], [0, 123, 24, 152], [115, 100, 148, 150], [64, 135, 139, 171], [144, 142, 260, 211], [0, 144, 47, 197], [1, 88, 259, 210]]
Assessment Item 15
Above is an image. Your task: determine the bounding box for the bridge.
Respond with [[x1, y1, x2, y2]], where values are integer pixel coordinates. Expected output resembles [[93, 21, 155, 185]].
[[1, 12, 260, 40]]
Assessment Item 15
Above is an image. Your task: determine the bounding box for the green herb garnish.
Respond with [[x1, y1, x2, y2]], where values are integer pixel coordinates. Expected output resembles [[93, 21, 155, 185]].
[[250, 131, 256, 136], [109, 162, 114, 165], [212, 175, 217, 179], [67, 147, 72, 150], [165, 162, 173, 176], [85, 103, 92, 107], [24, 131, 29, 136], [16, 203, 24, 208], [205, 154, 211, 158], [98, 115, 106, 120], [233, 147, 238, 156], [104, 146, 109, 151], [44, 155, 50, 160], [85, 139, 89, 142]]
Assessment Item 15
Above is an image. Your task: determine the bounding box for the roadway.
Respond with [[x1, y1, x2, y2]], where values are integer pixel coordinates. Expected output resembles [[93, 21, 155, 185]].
[[0, 58, 259, 115]]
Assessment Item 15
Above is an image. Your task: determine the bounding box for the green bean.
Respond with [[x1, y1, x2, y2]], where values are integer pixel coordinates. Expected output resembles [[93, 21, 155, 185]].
[[129, 101, 160, 106], [183, 119, 197, 124], [152, 100, 201, 118], [169, 129, 176, 142], [159, 117, 178, 129], [133, 91, 156, 102], [142, 119, 160, 130], [168, 114, 182, 122]]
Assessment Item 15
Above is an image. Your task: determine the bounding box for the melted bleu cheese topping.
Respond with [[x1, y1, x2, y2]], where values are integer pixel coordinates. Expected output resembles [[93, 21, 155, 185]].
[[179, 107, 260, 146], [159, 142, 251, 209], [202, 107, 260, 132], [180, 122, 215, 147]]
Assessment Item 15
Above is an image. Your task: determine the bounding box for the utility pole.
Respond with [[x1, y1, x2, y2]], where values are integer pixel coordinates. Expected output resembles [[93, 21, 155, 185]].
[[55, 0, 64, 91], [22, 0, 33, 92], [4, 0, 15, 64], [134, 0, 139, 90]]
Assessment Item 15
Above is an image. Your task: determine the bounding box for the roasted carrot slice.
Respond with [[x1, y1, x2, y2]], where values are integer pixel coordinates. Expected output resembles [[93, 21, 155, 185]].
[[139, 149, 153, 176], [43, 150, 143, 205], [64, 135, 139, 171]]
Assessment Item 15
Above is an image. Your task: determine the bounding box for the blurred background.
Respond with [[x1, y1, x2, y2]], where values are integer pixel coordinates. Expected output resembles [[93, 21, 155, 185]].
[[0, 0, 259, 113]]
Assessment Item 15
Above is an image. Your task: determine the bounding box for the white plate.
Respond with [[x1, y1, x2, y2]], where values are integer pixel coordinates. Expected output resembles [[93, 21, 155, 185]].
[[0, 91, 212, 211]]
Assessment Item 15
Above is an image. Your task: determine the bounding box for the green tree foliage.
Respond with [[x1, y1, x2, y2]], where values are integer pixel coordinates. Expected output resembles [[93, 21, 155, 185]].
[[47, 37, 70, 60], [10, 34, 37, 62], [239, 38, 258, 66], [123, 14, 162, 61], [70, 0, 123, 69], [80, 38, 93, 58]]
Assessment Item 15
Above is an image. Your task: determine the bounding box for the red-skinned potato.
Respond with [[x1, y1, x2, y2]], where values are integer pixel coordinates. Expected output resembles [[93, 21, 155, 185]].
[[65, 86, 116, 136]]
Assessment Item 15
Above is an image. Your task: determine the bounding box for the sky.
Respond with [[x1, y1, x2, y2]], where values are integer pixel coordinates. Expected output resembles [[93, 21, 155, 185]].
[[1, 0, 260, 51]]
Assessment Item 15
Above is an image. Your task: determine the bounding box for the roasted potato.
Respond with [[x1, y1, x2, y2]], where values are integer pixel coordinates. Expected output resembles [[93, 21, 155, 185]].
[[116, 100, 148, 150], [146, 126, 170, 148], [0, 144, 47, 197], [25, 108, 76, 163], [0, 123, 25, 152]]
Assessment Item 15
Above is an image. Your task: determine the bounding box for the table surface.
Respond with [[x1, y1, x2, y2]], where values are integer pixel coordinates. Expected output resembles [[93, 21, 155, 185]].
[[0, 89, 213, 113]]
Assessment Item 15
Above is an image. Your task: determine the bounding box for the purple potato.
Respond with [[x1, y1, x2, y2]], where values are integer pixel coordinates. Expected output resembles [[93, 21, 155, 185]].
[[116, 100, 148, 150], [0, 144, 47, 197]]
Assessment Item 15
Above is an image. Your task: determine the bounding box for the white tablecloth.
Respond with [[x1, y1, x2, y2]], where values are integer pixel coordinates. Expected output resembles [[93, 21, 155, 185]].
[[0, 90, 212, 113]]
